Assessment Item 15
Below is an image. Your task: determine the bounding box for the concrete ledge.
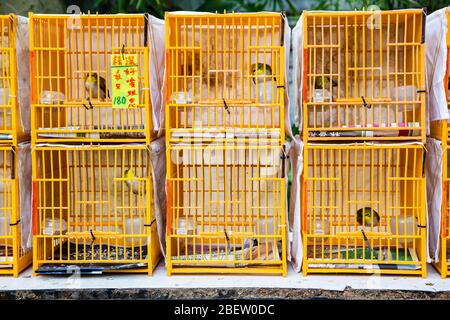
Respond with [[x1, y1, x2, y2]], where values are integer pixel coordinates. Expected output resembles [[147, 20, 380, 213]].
[[1, 287, 450, 300], [1, 263, 449, 300]]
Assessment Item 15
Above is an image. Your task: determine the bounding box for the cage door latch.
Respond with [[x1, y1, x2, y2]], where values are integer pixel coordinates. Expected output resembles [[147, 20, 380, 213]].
[[9, 219, 20, 226], [144, 219, 156, 227], [360, 229, 373, 253], [361, 96, 371, 109], [222, 99, 231, 114], [89, 229, 96, 246]]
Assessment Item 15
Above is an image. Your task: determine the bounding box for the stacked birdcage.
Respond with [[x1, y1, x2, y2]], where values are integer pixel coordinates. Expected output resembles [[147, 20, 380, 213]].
[[29, 12, 162, 275], [299, 9, 427, 276], [165, 12, 288, 275], [0, 15, 32, 277], [427, 8, 450, 278]]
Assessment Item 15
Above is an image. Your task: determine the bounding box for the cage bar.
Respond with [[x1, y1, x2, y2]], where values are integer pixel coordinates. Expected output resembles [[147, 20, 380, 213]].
[[32, 144, 160, 275], [166, 142, 286, 275], [302, 10, 426, 142], [302, 143, 427, 276], [165, 12, 285, 144], [0, 144, 32, 277], [29, 13, 153, 144], [0, 15, 29, 144]]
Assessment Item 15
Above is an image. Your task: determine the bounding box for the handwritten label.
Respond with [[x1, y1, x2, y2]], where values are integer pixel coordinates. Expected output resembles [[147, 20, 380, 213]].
[[110, 54, 139, 108]]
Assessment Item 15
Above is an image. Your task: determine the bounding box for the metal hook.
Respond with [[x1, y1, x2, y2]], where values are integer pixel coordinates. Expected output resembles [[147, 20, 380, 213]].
[[224, 230, 232, 252], [89, 229, 96, 247], [222, 98, 230, 114], [122, 44, 125, 60], [9, 219, 21, 226], [361, 96, 371, 109], [360, 229, 373, 253], [144, 218, 156, 227]]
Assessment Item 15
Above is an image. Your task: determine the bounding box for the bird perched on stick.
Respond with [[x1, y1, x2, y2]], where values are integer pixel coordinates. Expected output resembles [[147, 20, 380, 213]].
[[251, 63, 273, 84], [124, 168, 146, 196], [356, 207, 380, 228], [85, 72, 109, 100]]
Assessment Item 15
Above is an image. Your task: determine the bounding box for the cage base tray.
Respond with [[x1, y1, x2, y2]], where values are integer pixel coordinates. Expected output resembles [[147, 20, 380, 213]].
[[51, 242, 148, 262], [307, 246, 421, 270], [35, 262, 148, 275]]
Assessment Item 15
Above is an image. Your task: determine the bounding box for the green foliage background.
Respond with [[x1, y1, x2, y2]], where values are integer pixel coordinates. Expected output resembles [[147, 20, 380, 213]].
[[68, 0, 449, 24], [2, 0, 450, 24]]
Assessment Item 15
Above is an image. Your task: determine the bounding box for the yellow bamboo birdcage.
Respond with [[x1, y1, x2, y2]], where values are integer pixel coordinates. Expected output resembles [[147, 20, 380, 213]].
[[302, 143, 427, 277], [166, 141, 287, 275], [0, 15, 29, 145], [302, 144, 426, 277], [32, 144, 160, 275], [165, 12, 285, 144], [302, 10, 426, 142], [29, 13, 154, 144], [0, 144, 32, 277]]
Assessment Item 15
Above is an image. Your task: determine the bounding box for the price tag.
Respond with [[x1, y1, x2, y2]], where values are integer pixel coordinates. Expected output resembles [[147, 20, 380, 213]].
[[110, 54, 139, 108]]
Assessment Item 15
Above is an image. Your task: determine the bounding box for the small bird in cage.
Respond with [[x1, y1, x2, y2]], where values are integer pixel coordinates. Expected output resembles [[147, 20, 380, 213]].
[[251, 62, 276, 108], [356, 207, 380, 228], [251, 63, 272, 84], [85, 72, 109, 100], [124, 168, 146, 196], [314, 76, 338, 90]]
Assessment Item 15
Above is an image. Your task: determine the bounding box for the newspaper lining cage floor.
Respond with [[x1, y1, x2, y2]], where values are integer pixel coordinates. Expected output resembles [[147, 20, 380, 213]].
[[301, 10, 426, 142], [32, 144, 161, 275], [0, 143, 32, 277], [0, 15, 30, 144], [29, 13, 154, 143], [166, 142, 287, 275], [165, 12, 285, 143], [302, 143, 427, 277]]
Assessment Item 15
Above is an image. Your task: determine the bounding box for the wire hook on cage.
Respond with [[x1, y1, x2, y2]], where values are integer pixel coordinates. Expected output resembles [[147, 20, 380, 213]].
[[144, 219, 156, 228], [122, 44, 125, 60], [361, 96, 371, 109], [222, 98, 231, 115], [280, 147, 289, 160], [224, 230, 232, 252], [360, 228, 373, 254], [89, 229, 96, 247], [9, 219, 21, 226]]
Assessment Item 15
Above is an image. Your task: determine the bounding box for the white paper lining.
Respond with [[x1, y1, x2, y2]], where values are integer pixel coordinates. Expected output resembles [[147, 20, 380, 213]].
[[15, 16, 31, 136], [426, 137, 444, 262], [426, 8, 450, 123], [288, 135, 303, 272], [18, 142, 32, 251]]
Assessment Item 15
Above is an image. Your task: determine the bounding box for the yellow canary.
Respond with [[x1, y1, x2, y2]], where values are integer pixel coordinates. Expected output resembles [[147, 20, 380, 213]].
[[124, 168, 146, 196], [251, 63, 272, 84], [85, 72, 109, 100]]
